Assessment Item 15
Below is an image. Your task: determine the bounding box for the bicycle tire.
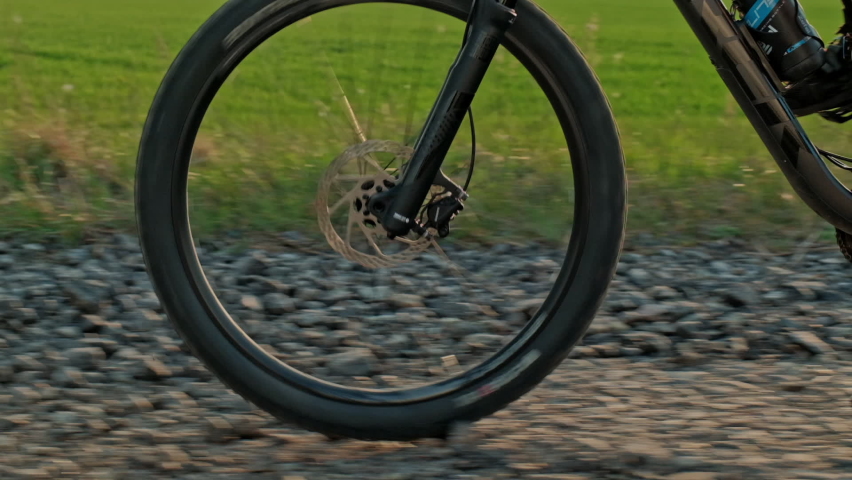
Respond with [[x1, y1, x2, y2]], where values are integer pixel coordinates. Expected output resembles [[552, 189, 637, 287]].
[[135, 0, 626, 441]]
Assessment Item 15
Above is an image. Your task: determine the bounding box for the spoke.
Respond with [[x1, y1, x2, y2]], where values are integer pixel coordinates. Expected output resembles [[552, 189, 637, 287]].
[[430, 238, 503, 296], [313, 21, 395, 178], [402, 15, 432, 145], [332, 183, 350, 199], [346, 212, 355, 245], [320, 51, 368, 145], [329, 191, 354, 214], [430, 239, 465, 277], [360, 154, 386, 173], [313, 29, 377, 176], [364, 9, 393, 140], [359, 223, 386, 257], [315, 99, 357, 150], [317, 50, 373, 176], [341, 151, 388, 181], [304, 21, 359, 152], [335, 174, 370, 182]]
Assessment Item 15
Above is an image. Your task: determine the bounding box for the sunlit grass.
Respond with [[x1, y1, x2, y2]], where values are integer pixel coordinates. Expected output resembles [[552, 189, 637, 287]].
[[0, 0, 849, 247]]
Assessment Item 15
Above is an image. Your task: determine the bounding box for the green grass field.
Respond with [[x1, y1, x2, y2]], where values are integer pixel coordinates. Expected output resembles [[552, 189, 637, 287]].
[[1, 0, 851, 247]]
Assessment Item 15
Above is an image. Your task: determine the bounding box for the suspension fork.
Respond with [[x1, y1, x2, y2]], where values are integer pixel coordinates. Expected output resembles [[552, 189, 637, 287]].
[[368, 0, 518, 237]]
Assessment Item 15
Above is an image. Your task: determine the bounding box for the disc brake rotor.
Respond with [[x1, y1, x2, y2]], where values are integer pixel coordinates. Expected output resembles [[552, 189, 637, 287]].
[[316, 140, 435, 269]]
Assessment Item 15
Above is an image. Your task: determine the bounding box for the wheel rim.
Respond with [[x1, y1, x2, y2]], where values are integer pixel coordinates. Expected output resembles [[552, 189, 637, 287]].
[[170, 0, 592, 405]]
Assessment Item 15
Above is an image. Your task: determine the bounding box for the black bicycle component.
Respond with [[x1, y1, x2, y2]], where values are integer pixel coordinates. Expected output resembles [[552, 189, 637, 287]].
[[783, 35, 852, 117], [365, 169, 466, 238], [836, 33, 852, 61], [369, 0, 516, 236], [735, 0, 825, 81], [837, 228, 852, 263], [819, 148, 852, 171], [820, 104, 852, 123], [463, 106, 476, 191], [840, 0, 852, 35], [784, 69, 852, 118], [434, 169, 469, 201], [425, 196, 465, 238], [676, 0, 852, 235]]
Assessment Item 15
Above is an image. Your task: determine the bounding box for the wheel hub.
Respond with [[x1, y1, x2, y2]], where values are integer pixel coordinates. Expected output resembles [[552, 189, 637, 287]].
[[315, 140, 435, 269], [353, 175, 397, 232]]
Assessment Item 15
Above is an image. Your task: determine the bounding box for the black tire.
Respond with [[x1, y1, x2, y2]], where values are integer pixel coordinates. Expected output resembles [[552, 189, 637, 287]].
[[135, 0, 626, 441], [837, 228, 852, 263]]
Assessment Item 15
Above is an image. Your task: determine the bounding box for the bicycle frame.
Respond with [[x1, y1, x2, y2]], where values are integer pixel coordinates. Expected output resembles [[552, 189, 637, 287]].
[[379, 0, 852, 237], [676, 0, 852, 235]]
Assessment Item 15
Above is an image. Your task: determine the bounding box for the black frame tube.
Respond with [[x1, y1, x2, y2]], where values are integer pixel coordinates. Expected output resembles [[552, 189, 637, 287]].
[[674, 0, 852, 234], [370, 0, 517, 236]]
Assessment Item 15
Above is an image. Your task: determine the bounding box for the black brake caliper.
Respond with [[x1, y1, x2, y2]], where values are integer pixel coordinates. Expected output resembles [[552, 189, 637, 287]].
[[425, 196, 465, 238]]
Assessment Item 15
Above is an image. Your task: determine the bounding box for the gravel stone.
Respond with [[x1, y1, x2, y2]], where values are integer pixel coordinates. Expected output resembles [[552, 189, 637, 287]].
[[627, 268, 652, 285], [389, 293, 425, 309], [326, 349, 379, 376], [80, 315, 107, 333], [62, 282, 107, 314], [263, 293, 296, 315], [649, 286, 680, 300], [429, 300, 480, 318], [233, 253, 269, 276], [722, 287, 761, 307], [64, 347, 106, 370], [135, 357, 174, 381], [240, 295, 264, 312], [50, 367, 89, 388], [0, 234, 850, 478], [788, 331, 835, 355], [0, 363, 14, 383], [622, 303, 673, 324], [12, 355, 46, 372], [55, 326, 81, 338]]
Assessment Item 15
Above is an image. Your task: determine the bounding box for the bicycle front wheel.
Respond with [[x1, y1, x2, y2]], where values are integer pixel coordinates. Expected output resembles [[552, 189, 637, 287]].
[[135, 0, 626, 440]]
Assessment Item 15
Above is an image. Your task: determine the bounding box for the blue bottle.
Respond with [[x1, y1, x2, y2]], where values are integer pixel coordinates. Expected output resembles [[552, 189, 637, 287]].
[[737, 0, 826, 81]]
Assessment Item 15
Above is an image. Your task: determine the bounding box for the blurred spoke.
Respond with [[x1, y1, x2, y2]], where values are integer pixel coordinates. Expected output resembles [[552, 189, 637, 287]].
[[335, 174, 369, 182], [359, 223, 386, 257], [329, 192, 354, 214], [360, 154, 386, 173], [317, 51, 374, 176], [320, 52, 368, 145], [430, 238, 502, 296], [345, 213, 355, 245]]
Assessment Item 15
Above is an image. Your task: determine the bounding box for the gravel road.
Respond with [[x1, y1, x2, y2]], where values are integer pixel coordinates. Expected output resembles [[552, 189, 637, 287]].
[[1, 234, 852, 479]]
